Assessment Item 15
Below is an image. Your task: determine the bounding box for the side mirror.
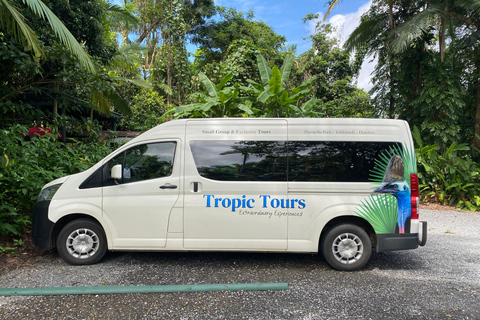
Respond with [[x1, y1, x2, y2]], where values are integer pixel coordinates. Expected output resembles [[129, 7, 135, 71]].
[[111, 164, 123, 180]]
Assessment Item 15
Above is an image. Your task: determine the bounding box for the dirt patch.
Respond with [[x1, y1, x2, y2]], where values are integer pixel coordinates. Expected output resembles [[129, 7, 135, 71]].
[[0, 230, 49, 275], [420, 203, 459, 211]]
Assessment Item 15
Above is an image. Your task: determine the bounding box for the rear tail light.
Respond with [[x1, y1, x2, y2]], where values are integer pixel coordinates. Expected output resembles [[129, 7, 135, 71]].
[[410, 173, 419, 219]]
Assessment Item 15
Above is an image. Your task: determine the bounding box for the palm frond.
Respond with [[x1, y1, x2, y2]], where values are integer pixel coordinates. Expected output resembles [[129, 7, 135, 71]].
[[91, 90, 132, 116], [323, 0, 342, 21], [91, 90, 111, 116], [23, 0, 95, 72], [0, 0, 42, 56], [156, 81, 173, 96], [109, 43, 145, 71], [107, 4, 139, 28], [111, 77, 152, 89], [370, 145, 417, 187], [105, 90, 131, 115], [390, 4, 443, 54], [456, 0, 480, 14], [356, 194, 398, 234], [344, 13, 387, 53]]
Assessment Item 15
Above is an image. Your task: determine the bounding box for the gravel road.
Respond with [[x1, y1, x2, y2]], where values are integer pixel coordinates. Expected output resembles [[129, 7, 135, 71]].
[[0, 209, 479, 320]]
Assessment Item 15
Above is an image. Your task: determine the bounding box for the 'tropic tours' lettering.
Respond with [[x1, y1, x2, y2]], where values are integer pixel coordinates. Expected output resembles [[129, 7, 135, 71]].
[[203, 194, 306, 212]]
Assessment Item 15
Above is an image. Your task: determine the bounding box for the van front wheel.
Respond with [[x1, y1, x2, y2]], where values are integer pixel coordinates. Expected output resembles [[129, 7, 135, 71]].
[[321, 224, 371, 271], [57, 219, 107, 265]]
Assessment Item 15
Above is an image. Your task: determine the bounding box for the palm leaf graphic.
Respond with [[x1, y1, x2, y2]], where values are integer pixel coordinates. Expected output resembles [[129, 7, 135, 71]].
[[370, 145, 417, 187], [355, 194, 398, 234], [357, 145, 417, 234]]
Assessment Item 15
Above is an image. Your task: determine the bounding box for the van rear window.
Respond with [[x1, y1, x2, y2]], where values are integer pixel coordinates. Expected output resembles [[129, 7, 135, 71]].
[[190, 140, 401, 182], [288, 141, 400, 182]]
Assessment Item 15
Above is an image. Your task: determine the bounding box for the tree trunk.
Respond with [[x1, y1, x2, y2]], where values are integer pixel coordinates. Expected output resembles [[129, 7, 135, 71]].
[[389, 62, 395, 118], [439, 16, 446, 63], [388, 1, 393, 30], [166, 0, 173, 106], [387, 0, 395, 118], [53, 99, 58, 118], [135, 18, 161, 45], [167, 37, 172, 106], [474, 74, 480, 150], [53, 82, 59, 117], [177, 82, 182, 105]]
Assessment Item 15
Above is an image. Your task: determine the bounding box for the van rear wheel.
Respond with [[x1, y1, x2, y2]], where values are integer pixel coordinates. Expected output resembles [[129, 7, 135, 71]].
[[57, 219, 107, 265], [321, 224, 371, 271]]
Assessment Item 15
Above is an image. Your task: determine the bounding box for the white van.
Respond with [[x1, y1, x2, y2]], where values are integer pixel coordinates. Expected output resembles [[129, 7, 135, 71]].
[[32, 118, 427, 271]]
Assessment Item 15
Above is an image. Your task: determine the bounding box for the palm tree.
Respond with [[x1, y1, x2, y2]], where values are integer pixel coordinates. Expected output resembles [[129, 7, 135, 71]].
[[324, 0, 343, 21], [0, 0, 95, 72], [390, 0, 480, 62], [388, 0, 480, 148], [342, 1, 401, 118]]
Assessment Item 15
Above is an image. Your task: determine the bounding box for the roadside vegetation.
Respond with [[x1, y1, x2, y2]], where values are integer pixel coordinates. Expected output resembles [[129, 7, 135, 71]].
[[1, 0, 479, 251]]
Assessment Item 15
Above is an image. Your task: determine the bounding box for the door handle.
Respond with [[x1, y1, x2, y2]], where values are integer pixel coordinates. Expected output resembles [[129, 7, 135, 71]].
[[160, 184, 177, 189]]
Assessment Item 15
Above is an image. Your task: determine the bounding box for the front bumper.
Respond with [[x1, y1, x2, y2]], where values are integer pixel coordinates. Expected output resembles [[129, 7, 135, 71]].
[[32, 200, 54, 249]]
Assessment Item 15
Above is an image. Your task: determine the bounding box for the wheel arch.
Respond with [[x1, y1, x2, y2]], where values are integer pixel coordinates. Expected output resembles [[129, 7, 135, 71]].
[[52, 214, 111, 249], [319, 215, 377, 250]]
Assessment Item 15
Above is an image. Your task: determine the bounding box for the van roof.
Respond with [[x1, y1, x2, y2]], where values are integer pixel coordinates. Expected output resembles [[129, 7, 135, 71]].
[[131, 118, 411, 143]]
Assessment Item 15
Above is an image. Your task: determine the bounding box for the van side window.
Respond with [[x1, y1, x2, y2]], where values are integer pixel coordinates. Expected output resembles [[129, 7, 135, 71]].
[[107, 142, 176, 184], [190, 141, 287, 181], [190, 140, 400, 182], [288, 141, 401, 182]]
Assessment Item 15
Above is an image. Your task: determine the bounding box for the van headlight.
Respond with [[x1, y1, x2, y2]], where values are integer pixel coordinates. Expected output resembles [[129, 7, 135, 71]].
[[37, 184, 62, 202]]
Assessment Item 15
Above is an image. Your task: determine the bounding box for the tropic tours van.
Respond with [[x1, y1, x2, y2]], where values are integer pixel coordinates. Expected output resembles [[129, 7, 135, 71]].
[[32, 118, 427, 271]]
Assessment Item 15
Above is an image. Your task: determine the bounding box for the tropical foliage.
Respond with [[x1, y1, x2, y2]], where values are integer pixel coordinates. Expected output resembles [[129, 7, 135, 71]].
[[0, 0, 95, 71], [413, 127, 480, 210], [167, 72, 245, 118], [168, 53, 321, 118], [338, 0, 480, 151], [327, 0, 480, 210], [0, 124, 119, 238]]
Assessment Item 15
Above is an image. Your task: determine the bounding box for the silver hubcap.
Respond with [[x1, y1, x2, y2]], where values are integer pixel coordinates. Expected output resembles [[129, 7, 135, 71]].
[[332, 232, 364, 265], [66, 228, 100, 259]]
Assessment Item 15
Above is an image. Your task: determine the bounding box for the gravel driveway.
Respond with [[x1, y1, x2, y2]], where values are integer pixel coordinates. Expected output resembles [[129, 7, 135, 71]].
[[0, 209, 479, 319]]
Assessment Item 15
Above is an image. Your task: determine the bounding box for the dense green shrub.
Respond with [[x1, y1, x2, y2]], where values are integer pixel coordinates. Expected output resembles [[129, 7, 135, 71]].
[[118, 90, 168, 132], [0, 125, 119, 238], [413, 127, 480, 211]]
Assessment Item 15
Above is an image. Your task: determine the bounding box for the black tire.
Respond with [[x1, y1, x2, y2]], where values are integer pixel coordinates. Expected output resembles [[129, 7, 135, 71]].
[[321, 224, 372, 271], [57, 219, 107, 265]]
